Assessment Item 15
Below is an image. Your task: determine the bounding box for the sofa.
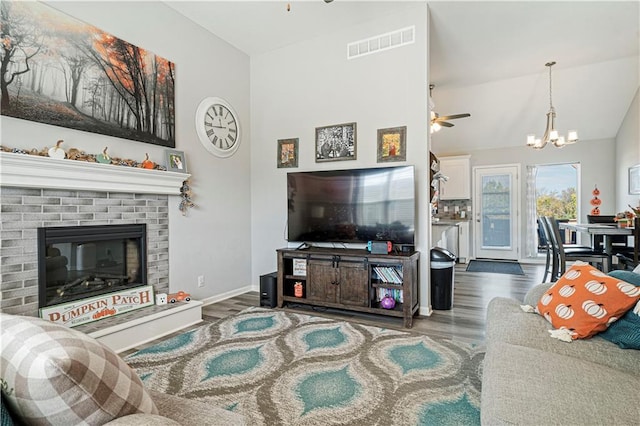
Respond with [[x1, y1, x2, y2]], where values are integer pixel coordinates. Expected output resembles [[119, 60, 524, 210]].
[[0, 313, 244, 425], [481, 267, 640, 425]]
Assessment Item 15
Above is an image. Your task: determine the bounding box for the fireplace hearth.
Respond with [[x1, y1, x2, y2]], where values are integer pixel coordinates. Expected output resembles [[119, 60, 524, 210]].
[[38, 224, 147, 309]]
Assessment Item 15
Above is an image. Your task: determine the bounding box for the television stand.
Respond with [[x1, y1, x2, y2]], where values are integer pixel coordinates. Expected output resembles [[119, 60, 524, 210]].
[[276, 247, 419, 328]]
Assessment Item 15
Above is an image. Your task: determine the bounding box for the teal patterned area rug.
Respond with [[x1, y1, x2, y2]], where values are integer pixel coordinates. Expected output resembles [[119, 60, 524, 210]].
[[125, 307, 484, 425]]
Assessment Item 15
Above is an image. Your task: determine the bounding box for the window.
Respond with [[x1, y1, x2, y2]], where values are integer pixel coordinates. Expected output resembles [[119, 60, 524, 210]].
[[535, 163, 579, 221], [525, 163, 580, 258]]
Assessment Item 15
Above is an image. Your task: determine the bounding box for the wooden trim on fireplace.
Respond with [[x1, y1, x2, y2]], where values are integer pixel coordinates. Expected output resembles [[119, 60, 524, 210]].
[[0, 152, 189, 195]]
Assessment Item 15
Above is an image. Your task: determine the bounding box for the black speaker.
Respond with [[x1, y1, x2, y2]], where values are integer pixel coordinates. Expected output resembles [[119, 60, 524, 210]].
[[260, 272, 277, 308]]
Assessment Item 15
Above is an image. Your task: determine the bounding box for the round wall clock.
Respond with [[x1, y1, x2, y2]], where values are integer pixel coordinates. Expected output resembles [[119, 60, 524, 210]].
[[195, 97, 241, 158]]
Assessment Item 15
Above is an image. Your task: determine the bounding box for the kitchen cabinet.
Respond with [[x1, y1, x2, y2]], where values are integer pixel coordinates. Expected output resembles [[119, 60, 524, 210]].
[[439, 155, 471, 200], [432, 223, 458, 258], [431, 220, 470, 263]]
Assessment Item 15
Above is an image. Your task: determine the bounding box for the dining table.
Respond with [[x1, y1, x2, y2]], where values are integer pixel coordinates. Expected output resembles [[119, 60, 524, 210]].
[[559, 222, 635, 267]]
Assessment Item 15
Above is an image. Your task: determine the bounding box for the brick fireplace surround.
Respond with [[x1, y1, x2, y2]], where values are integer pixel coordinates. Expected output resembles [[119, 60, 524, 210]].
[[1, 186, 169, 315], [0, 152, 201, 352]]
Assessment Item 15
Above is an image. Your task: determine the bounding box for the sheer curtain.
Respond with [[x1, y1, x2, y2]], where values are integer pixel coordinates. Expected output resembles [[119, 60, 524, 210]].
[[525, 165, 539, 258]]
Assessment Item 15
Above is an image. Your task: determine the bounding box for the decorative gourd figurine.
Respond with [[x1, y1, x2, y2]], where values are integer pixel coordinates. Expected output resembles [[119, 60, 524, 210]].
[[47, 140, 66, 159], [380, 296, 396, 310], [141, 153, 155, 169], [97, 147, 111, 164]]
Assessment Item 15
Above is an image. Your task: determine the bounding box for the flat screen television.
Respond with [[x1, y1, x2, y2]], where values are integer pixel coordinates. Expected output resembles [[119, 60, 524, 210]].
[[287, 165, 415, 245]]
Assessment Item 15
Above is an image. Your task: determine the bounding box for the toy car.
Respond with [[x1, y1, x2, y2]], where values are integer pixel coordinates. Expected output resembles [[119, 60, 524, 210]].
[[167, 291, 191, 303]]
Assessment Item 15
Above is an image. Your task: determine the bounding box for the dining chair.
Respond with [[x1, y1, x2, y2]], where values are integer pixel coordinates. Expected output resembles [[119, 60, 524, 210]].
[[540, 216, 595, 281], [538, 217, 554, 282], [542, 216, 610, 278], [616, 217, 639, 270]]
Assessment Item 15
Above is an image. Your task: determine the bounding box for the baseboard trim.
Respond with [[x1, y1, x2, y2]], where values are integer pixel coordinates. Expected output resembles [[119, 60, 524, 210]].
[[200, 284, 258, 306]]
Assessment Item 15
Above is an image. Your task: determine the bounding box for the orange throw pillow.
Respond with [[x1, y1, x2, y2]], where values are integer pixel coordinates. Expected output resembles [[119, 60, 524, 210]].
[[537, 262, 640, 340]]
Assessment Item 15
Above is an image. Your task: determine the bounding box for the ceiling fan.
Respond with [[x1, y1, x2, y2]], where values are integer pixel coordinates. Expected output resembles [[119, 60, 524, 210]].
[[429, 84, 470, 132]]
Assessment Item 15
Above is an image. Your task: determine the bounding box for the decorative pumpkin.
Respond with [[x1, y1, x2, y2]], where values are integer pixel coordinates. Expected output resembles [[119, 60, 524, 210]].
[[588, 269, 607, 278], [582, 300, 607, 319], [617, 281, 640, 298], [590, 197, 601, 206], [559, 285, 575, 298], [592, 186, 600, 196], [97, 147, 111, 164], [141, 153, 155, 169], [584, 280, 607, 295], [47, 140, 66, 159], [564, 269, 581, 280], [590, 206, 600, 215], [540, 293, 553, 306], [555, 303, 575, 320], [380, 296, 396, 310]]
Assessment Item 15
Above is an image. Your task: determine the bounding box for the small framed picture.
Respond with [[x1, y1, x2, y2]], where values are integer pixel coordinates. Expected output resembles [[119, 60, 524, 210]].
[[377, 126, 407, 163], [277, 138, 299, 168], [629, 164, 640, 195], [315, 122, 357, 162], [293, 259, 307, 276], [165, 149, 187, 173]]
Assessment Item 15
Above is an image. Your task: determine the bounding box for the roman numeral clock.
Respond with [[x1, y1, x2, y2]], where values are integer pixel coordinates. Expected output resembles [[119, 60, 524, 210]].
[[195, 97, 241, 158]]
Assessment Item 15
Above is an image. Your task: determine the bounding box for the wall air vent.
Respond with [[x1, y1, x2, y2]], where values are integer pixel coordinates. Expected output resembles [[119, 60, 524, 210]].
[[347, 26, 415, 60]]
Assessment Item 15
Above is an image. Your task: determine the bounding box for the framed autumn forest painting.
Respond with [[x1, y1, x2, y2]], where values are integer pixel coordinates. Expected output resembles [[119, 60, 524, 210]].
[[0, 1, 175, 147]]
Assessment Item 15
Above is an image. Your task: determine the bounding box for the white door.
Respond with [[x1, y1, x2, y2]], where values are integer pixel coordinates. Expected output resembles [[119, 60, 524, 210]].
[[473, 165, 520, 260]]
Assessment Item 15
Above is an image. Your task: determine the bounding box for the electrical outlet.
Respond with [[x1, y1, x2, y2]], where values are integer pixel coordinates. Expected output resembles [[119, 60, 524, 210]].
[[467, 205, 472, 212], [197, 275, 205, 288]]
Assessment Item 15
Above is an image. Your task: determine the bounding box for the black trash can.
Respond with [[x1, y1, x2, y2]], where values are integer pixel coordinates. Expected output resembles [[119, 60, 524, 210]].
[[431, 247, 456, 310]]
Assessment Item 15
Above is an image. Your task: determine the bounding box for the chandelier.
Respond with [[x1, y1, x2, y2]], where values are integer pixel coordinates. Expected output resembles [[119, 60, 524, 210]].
[[526, 61, 578, 149]]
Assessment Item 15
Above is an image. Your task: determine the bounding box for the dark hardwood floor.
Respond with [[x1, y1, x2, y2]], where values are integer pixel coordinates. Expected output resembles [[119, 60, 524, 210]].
[[121, 262, 545, 356]]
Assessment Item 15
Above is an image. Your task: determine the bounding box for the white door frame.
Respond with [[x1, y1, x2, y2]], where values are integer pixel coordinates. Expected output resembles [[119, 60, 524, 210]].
[[472, 164, 521, 261]]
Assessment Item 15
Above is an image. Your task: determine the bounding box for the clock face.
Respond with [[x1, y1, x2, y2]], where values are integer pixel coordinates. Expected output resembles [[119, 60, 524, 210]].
[[196, 97, 241, 157]]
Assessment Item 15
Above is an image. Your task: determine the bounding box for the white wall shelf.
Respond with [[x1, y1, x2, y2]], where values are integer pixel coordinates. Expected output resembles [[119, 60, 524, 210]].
[[0, 151, 189, 195]]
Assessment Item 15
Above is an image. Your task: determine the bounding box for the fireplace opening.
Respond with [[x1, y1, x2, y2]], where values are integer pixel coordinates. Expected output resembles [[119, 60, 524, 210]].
[[37, 224, 147, 309]]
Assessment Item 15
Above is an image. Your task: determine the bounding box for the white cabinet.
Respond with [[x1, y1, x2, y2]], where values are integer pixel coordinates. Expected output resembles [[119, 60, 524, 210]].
[[457, 221, 470, 264], [439, 155, 471, 200]]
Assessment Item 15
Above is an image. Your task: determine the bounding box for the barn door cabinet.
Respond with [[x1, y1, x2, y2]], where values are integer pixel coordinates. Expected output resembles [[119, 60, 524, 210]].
[[276, 247, 420, 328]]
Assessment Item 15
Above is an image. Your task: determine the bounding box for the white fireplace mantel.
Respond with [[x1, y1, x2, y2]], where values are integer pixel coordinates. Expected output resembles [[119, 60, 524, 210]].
[[0, 151, 190, 195]]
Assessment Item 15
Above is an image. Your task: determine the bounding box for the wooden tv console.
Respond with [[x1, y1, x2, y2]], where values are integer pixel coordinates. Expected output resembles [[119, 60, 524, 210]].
[[276, 247, 419, 328]]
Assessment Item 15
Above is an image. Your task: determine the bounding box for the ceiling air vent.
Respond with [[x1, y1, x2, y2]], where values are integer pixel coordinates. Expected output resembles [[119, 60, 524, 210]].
[[347, 26, 415, 60]]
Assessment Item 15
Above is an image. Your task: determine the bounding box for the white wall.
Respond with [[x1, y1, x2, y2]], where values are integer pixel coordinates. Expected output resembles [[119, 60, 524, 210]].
[[1, 1, 252, 301], [250, 4, 433, 312], [615, 88, 640, 212], [436, 139, 616, 258]]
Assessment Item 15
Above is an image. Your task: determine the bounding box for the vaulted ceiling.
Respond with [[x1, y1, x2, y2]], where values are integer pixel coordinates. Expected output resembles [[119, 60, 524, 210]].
[[165, 1, 640, 153]]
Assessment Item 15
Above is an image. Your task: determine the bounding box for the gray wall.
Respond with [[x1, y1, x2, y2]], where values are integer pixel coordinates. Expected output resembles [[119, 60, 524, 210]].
[[249, 4, 432, 312], [615, 88, 640, 212]]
